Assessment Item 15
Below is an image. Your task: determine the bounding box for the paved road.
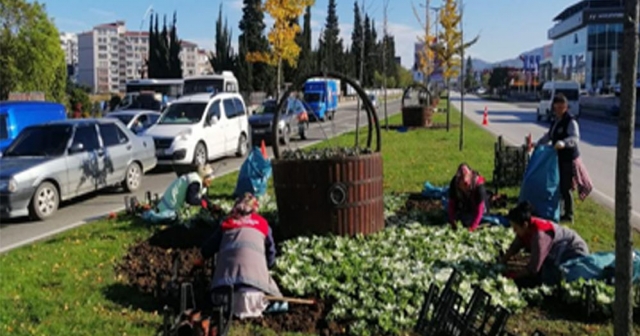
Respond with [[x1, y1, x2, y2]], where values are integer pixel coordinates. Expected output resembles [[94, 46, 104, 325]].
[[0, 99, 402, 253], [450, 93, 640, 229]]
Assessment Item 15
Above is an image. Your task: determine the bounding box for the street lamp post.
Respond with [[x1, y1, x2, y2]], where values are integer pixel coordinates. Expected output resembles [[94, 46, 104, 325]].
[[137, 6, 153, 79]]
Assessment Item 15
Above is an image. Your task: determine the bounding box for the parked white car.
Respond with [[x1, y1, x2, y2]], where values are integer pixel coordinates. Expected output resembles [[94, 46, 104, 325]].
[[143, 92, 250, 166]]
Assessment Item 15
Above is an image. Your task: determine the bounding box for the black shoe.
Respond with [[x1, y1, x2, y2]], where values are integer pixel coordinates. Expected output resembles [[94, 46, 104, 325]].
[[560, 215, 574, 224]]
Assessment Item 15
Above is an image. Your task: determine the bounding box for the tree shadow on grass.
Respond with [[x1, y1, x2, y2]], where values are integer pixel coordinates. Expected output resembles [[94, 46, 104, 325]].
[[103, 283, 162, 313]]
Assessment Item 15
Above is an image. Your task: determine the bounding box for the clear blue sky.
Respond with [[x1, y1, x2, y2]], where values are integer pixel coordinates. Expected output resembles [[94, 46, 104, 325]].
[[39, 0, 576, 68]]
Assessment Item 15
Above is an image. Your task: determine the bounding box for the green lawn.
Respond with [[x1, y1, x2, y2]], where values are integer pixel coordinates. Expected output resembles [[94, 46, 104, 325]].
[[0, 101, 637, 335]]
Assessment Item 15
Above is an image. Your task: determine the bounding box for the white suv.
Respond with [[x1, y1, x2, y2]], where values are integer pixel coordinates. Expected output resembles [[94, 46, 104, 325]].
[[144, 92, 250, 166]]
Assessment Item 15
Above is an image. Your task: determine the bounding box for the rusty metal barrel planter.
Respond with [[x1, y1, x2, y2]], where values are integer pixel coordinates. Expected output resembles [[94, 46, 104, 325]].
[[402, 84, 434, 127], [270, 71, 384, 238]]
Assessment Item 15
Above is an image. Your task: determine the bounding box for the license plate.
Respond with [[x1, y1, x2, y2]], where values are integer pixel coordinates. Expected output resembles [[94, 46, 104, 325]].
[[254, 129, 267, 134]]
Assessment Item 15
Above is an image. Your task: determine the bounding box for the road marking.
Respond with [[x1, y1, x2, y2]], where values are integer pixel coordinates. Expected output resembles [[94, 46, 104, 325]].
[[0, 100, 402, 253]]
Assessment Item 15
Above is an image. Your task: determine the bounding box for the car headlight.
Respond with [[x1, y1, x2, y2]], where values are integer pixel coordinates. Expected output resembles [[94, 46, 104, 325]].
[[0, 178, 18, 193], [278, 120, 285, 129], [177, 129, 192, 141]]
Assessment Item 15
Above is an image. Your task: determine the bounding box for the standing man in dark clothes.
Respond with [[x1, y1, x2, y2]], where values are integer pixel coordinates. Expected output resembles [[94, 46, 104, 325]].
[[536, 94, 581, 223]]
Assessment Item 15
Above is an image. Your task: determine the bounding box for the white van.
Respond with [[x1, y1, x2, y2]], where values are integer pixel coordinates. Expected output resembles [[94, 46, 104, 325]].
[[537, 81, 581, 121], [183, 72, 240, 96], [143, 92, 250, 166]]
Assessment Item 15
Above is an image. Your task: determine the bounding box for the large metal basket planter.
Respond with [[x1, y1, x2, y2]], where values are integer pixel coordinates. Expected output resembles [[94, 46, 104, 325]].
[[402, 84, 434, 127], [270, 71, 384, 239]]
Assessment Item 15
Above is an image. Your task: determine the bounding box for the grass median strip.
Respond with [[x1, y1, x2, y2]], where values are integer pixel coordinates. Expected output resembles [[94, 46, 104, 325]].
[[0, 101, 637, 335]]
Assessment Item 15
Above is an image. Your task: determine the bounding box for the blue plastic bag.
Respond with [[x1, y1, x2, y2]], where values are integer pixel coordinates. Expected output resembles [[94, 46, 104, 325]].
[[519, 145, 561, 222], [234, 147, 272, 197], [422, 181, 449, 199], [141, 209, 177, 224], [560, 250, 640, 284]]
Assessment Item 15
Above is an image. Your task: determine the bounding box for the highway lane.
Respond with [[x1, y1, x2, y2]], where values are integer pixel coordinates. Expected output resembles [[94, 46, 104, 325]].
[[449, 93, 640, 229], [0, 98, 402, 253]]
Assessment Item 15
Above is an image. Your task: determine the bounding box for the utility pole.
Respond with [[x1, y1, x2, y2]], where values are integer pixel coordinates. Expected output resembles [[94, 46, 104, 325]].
[[355, 0, 365, 146], [614, 0, 640, 334], [425, 0, 431, 88], [382, 0, 390, 130], [458, 0, 465, 151]]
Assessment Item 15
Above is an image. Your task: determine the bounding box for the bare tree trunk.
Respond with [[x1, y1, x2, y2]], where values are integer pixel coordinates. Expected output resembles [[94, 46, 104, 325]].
[[276, 57, 282, 100], [614, 1, 640, 335]]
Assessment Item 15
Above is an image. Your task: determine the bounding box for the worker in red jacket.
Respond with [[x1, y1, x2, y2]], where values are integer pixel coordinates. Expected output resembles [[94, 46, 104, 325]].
[[500, 201, 589, 288], [448, 163, 490, 232]]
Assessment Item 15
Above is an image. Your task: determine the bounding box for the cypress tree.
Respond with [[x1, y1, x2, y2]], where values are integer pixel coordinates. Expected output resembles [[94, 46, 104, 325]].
[[238, 0, 271, 92], [168, 12, 182, 78], [350, 1, 363, 81], [318, 0, 343, 73]]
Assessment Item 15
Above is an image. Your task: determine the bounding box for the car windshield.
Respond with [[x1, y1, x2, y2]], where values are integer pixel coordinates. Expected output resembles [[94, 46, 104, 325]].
[[555, 89, 579, 101], [3, 125, 72, 157], [254, 101, 277, 115], [304, 93, 322, 102], [158, 103, 207, 124], [107, 115, 133, 126]]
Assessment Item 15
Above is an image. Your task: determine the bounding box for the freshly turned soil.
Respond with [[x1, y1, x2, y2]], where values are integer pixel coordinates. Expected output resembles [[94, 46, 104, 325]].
[[404, 193, 443, 213]]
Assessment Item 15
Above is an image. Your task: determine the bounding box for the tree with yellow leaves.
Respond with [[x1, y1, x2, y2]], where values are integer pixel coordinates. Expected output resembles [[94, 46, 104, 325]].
[[433, 0, 478, 123], [247, 0, 315, 98], [411, 3, 437, 83]]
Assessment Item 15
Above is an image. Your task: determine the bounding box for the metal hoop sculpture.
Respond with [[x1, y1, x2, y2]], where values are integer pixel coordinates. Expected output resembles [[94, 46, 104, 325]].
[[271, 71, 381, 159]]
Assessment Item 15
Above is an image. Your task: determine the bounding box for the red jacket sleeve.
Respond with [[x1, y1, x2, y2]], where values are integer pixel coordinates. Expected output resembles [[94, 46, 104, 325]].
[[467, 201, 484, 232]]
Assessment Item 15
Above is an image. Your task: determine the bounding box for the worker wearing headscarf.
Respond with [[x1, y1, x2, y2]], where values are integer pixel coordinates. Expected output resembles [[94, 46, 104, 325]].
[[155, 164, 216, 214], [447, 163, 490, 232], [200, 193, 281, 319]]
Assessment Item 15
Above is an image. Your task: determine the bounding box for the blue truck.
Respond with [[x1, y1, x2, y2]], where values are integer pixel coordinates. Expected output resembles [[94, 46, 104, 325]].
[[303, 79, 339, 121], [0, 101, 67, 153]]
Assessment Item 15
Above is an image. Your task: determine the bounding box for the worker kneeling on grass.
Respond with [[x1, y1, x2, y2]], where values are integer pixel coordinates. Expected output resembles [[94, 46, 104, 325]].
[[448, 163, 490, 232], [200, 193, 284, 319], [141, 164, 216, 223], [499, 201, 589, 288]]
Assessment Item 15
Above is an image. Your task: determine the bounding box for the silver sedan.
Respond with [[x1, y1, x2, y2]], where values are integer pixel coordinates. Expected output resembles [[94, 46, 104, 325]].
[[0, 119, 157, 220]]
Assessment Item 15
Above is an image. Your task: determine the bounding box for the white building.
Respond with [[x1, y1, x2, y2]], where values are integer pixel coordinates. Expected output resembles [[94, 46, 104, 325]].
[[60, 32, 78, 82], [77, 21, 149, 93], [180, 40, 198, 78], [197, 49, 213, 75]]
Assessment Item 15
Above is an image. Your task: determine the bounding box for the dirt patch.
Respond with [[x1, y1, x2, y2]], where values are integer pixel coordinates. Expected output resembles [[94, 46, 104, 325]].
[[241, 299, 348, 336], [114, 224, 215, 310], [488, 192, 510, 209], [403, 193, 443, 213]]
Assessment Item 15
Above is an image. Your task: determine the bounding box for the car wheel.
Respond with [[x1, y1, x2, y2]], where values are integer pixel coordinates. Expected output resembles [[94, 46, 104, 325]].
[[123, 162, 142, 192], [193, 142, 208, 166], [236, 133, 248, 157], [29, 182, 59, 220], [280, 125, 291, 145]]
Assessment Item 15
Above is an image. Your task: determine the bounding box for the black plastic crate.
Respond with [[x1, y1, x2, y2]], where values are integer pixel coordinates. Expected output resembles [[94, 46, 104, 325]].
[[493, 136, 529, 193]]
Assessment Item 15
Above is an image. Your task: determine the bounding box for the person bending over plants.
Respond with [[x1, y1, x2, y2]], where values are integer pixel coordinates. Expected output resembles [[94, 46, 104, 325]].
[[199, 193, 283, 319], [500, 201, 589, 288], [448, 163, 490, 232]]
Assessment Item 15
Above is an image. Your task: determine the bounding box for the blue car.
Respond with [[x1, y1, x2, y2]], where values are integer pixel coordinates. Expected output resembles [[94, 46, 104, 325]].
[[0, 101, 67, 153]]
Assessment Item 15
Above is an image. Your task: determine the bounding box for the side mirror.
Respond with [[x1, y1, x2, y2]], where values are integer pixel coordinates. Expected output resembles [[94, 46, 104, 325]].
[[206, 115, 218, 126], [69, 143, 84, 154]]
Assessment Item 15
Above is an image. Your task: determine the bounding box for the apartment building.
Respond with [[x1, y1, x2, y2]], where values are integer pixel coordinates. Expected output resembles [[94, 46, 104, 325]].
[[197, 49, 213, 75], [180, 41, 198, 78], [77, 21, 149, 94], [60, 32, 78, 82]]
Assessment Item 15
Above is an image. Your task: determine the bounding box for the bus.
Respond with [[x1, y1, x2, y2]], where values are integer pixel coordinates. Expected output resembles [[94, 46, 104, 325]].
[[125, 79, 183, 99], [182, 71, 239, 95]]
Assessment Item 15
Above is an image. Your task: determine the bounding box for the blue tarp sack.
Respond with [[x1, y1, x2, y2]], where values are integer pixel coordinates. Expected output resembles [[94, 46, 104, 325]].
[[560, 250, 640, 283], [140, 209, 177, 224], [481, 215, 510, 227], [422, 182, 449, 199], [234, 147, 272, 197], [519, 145, 561, 222]]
